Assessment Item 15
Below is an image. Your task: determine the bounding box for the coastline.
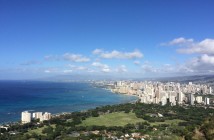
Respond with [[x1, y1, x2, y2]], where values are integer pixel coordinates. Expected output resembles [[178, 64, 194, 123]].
[[50, 87, 139, 122], [0, 82, 138, 125], [111, 92, 140, 103], [94, 85, 140, 103]]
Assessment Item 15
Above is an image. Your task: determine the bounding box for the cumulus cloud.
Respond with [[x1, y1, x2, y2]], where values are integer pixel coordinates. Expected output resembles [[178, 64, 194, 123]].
[[164, 37, 194, 46], [92, 62, 111, 73], [45, 53, 90, 62], [63, 69, 73, 73], [160, 37, 214, 75], [68, 65, 88, 71], [200, 54, 214, 65], [138, 62, 194, 75], [44, 68, 59, 73], [134, 60, 141, 65], [92, 49, 143, 59], [63, 53, 90, 62], [159, 64, 194, 74], [177, 39, 214, 55], [167, 55, 214, 75], [141, 64, 158, 73], [92, 49, 103, 54], [102, 68, 111, 73], [188, 55, 214, 68], [115, 65, 127, 73], [163, 37, 214, 55], [44, 70, 51, 73]]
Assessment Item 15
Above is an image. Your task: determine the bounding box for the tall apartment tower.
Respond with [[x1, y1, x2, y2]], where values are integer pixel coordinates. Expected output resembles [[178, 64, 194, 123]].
[[21, 111, 31, 124], [205, 97, 210, 105], [189, 93, 195, 105], [40, 112, 52, 121], [210, 87, 212, 94], [177, 91, 183, 104], [32, 112, 43, 119]]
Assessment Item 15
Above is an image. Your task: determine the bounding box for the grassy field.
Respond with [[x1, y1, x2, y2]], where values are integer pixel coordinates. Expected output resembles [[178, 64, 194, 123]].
[[27, 124, 55, 136], [79, 112, 145, 127], [26, 113, 185, 135], [151, 119, 185, 126], [79, 112, 185, 127]]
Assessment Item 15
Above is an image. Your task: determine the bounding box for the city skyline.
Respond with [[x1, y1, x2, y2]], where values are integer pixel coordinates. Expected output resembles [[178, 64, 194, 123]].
[[1, 0, 214, 79]]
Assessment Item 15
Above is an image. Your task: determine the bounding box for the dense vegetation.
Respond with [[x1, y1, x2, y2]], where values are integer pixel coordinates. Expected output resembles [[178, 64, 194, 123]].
[[1, 102, 214, 140]]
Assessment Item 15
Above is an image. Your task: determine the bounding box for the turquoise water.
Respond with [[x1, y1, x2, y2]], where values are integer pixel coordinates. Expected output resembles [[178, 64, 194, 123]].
[[0, 81, 137, 124]]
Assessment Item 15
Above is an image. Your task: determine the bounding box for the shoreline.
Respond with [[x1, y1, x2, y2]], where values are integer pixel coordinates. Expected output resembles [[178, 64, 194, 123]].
[[0, 84, 138, 125], [51, 90, 139, 117]]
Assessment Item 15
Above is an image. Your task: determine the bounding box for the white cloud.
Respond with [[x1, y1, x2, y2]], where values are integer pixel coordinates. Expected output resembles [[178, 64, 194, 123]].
[[44, 70, 51, 73], [63, 69, 73, 73], [160, 37, 214, 75], [115, 65, 127, 73], [164, 37, 214, 55], [45, 53, 90, 62], [200, 54, 214, 64], [140, 63, 196, 75], [92, 49, 143, 59], [68, 65, 88, 71], [172, 55, 214, 74], [187, 54, 214, 68], [141, 64, 158, 73], [92, 62, 108, 68], [177, 39, 214, 55], [44, 68, 59, 73], [167, 37, 194, 46], [102, 68, 111, 73], [87, 69, 96, 73], [134, 60, 140, 65], [92, 62, 111, 73], [92, 49, 103, 54], [63, 53, 90, 62]]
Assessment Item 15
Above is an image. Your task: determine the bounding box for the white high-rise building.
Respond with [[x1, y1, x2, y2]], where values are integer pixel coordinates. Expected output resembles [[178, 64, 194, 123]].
[[32, 112, 43, 119], [161, 97, 167, 106], [210, 87, 212, 94], [195, 96, 203, 103], [189, 94, 195, 105], [205, 97, 210, 105], [177, 91, 184, 104], [21, 111, 31, 124], [40, 112, 51, 121], [169, 95, 176, 105]]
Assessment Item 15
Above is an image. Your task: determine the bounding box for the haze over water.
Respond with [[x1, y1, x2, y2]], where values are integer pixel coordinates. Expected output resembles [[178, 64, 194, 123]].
[[0, 81, 137, 124]]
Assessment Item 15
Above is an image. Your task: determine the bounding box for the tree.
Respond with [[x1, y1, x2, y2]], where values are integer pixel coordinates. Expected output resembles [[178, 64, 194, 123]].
[[42, 126, 53, 134], [91, 111, 99, 117]]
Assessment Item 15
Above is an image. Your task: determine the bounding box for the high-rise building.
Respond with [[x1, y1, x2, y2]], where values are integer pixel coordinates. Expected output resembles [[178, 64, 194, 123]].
[[21, 111, 31, 124], [195, 96, 203, 103], [189, 93, 195, 105], [210, 87, 212, 94], [205, 97, 210, 105], [169, 95, 176, 105], [177, 91, 184, 104], [41, 112, 51, 121], [32, 112, 43, 119]]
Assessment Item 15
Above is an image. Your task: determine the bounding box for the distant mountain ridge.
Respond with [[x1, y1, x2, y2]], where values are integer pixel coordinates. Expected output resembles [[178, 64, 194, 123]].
[[40, 74, 214, 84], [156, 75, 214, 84]]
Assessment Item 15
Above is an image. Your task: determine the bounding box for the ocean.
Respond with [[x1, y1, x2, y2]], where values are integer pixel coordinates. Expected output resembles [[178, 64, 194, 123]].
[[0, 81, 137, 124]]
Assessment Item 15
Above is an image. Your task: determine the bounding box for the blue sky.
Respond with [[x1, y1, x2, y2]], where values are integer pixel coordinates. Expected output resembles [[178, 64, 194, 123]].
[[0, 0, 214, 79]]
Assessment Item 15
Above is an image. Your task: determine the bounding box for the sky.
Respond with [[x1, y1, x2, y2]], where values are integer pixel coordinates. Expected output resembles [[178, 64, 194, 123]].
[[0, 0, 214, 80]]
